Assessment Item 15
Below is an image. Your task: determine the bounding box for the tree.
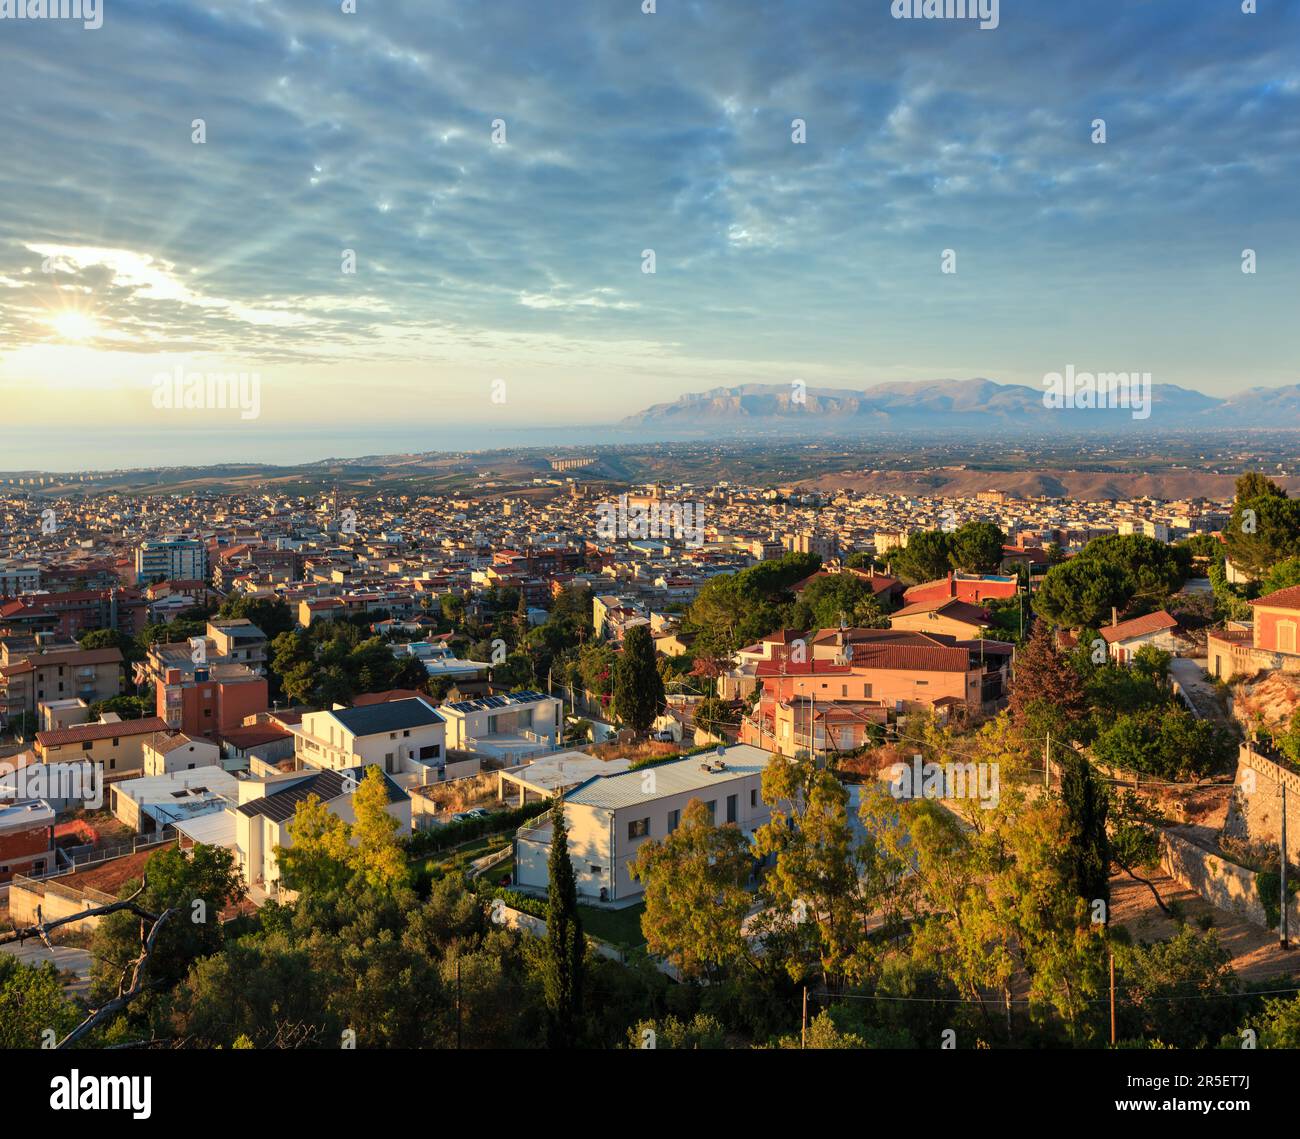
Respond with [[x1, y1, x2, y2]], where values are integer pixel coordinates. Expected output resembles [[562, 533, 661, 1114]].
[[890, 531, 952, 585], [0, 956, 80, 1048], [1008, 622, 1087, 736], [631, 798, 754, 980], [949, 522, 1006, 574], [1223, 475, 1300, 580], [612, 625, 665, 733], [544, 798, 584, 1048], [1033, 558, 1129, 628], [753, 751, 892, 991], [793, 572, 887, 630], [216, 595, 294, 639], [351, 767, 409, 892], [90, 844, 244, 1009], [1058, 748, 1110, 918], [1261, 556, 1300, 597], [276, 795, 354, 896], [1113, 929, 1240, 1048]]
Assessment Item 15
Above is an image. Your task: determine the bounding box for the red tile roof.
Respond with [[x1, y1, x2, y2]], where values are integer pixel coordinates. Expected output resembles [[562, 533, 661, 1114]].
[[37, 717, 169, 747], [1100, 609, 1179, 644], [1251, 584, 1300, 612]]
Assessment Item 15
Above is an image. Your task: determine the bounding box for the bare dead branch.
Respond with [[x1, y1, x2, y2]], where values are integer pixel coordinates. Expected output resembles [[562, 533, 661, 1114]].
[[57, 906, 179, 1048]]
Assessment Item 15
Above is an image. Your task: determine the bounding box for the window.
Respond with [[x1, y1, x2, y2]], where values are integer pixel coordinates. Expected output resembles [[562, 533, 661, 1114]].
[[588, 865, 603, 875], [841, 685, 848, 697], [705, 800, 717, 822], [667, 809, 680, 832], [403, 730, 410, 737], [862, 684, 872, 698], [915, 680, 929, 687], [112, 738, 119, 746], [628, 818, 650, 840], [726, 794, 737, 823], [750, 789, 758, 808], [385, 752, 394, 762]]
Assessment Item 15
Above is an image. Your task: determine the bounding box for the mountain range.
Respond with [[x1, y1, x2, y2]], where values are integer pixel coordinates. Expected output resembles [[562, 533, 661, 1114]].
[[621, 379, 1300, 433]]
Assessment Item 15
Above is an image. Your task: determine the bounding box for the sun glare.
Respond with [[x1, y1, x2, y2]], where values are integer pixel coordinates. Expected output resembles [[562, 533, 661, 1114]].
[[49, 311, 101, 341]]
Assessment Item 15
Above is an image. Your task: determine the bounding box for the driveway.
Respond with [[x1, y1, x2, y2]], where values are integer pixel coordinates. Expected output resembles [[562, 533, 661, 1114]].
[[1170, 657, 1224, 721]]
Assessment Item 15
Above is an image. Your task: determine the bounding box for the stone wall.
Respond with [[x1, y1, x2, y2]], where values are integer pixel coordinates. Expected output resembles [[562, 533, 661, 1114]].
[[1160, 829, 1300, 934], [1222, 743, 1300, 864]]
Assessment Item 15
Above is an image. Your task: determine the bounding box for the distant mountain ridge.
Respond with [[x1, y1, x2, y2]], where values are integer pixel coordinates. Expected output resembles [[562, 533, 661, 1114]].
[[622, 378, 1299, 432]]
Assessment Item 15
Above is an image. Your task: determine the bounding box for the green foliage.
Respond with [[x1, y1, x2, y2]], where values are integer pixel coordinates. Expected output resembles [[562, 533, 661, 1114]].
[[216, 595, 295, 639], [0, 956, 80, 1048], [791, 572, 887, 630], [612, 624, 665, 732], [90, 844, 244, 1011], [1223, 474, 1300, 580], [889, 530, 953, 586], [1034, 534, 1187, 628], [1112, 929, 1241, 1048], [1261, 556, 1300, 597], [544, 798, 585, 1047], [948, 521, 1006, 574], [682, 551, 821, 655], [1033, 558, 1130, 628], [1091, 706, 1233, 780], [1058, 749, 1110, 913]]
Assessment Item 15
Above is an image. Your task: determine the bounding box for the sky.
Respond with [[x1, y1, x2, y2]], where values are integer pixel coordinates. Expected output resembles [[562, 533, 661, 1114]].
[[0, 0, 1298, 465]]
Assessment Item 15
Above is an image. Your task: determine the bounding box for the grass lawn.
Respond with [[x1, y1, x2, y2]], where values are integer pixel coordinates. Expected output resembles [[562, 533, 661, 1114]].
[[578, 902, 646, 950], [412, 832, 511, 880]]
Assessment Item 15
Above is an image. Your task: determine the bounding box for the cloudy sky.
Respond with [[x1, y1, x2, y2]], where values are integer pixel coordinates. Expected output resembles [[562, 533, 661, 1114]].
[[0, 0, 1297, 455]]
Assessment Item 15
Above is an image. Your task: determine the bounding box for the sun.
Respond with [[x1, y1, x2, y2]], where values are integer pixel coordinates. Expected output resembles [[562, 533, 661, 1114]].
[[49, 311, 102, 341]]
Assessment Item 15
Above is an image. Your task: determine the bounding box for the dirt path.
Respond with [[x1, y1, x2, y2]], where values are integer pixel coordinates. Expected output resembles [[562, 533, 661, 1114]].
[[1109, 868, 1300, 983]]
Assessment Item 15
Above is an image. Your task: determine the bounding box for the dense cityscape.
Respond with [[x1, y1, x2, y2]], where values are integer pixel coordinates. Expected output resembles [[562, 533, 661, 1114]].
[[4, 0, 1299, 1121]]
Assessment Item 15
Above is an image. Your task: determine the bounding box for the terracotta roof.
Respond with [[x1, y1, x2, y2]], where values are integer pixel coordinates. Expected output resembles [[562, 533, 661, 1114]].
[[1251, 584, 1300, 612], [1100, 609, 1179, 644], [37, 716, 169, 747], [892, 598, 991, 622]]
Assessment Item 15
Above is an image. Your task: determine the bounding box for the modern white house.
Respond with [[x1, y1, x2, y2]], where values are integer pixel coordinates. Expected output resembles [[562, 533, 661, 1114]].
[[439, 690, 564, 763], [109, 764, 239, 833], [232, 765, 411, 896], [514, 743, 778, 903], [293, 697, 450, 781]]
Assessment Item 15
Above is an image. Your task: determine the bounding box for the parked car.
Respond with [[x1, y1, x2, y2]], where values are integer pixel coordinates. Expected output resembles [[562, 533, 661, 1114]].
[[651, 730, 675, 742], [450, 812, 472, 822], [465, 808, 490, 819]]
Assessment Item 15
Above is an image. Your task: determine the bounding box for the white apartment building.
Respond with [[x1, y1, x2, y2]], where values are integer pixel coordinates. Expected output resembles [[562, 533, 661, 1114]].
[[515, 743, 778, 903]]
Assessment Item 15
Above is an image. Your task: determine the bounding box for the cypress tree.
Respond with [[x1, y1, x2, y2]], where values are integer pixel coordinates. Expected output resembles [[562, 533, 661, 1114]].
[[1059, 748, 1111, 922], [545, 796, 584, 1047], [612, 624, 665, 733]]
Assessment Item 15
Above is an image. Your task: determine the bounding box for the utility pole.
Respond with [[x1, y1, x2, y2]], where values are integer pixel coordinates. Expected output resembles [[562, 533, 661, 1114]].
[[1109, 952, 1116, 1046], [801, 986, 808, 1049], [1044, 731, 1051, 790], [1282, 780, 1290, 950]]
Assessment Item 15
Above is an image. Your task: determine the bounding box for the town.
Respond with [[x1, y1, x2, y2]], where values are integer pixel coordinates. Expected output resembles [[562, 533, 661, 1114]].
[[2, 458, 1300, 1056]]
